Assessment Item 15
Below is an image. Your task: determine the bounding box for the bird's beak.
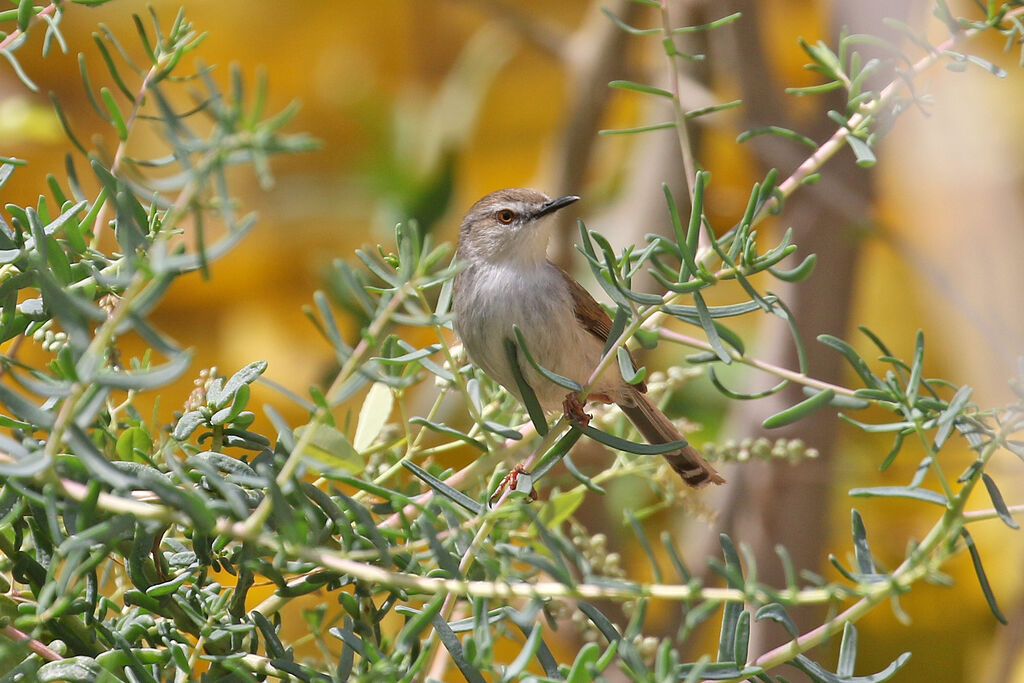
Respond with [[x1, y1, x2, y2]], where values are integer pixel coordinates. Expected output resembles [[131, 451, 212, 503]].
[[532, 194, 580, 220]]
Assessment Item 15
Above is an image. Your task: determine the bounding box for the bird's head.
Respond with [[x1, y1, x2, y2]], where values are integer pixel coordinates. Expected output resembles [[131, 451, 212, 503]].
[[456, 188, 579, 266]]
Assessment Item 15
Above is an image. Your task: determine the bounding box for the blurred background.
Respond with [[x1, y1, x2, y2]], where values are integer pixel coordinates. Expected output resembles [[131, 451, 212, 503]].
[[3, 0, 1023, 680]]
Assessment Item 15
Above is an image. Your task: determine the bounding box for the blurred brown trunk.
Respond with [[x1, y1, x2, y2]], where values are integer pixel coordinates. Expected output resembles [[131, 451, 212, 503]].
[[685, 0, 913, 672]]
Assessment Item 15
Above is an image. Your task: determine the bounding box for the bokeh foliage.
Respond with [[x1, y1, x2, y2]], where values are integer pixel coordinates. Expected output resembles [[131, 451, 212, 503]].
[[0, 1, 1022, 682]]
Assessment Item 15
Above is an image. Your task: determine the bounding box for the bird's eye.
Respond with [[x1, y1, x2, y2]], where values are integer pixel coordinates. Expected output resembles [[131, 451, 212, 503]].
[[495, 209, 516, 224]]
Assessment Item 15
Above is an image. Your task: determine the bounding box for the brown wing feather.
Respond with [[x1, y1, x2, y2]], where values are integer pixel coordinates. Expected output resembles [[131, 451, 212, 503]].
[[554, 264, 647, 393]]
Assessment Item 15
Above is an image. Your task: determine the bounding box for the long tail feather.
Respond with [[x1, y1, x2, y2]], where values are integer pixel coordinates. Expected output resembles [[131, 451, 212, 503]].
[[618, 392, 724, 488]]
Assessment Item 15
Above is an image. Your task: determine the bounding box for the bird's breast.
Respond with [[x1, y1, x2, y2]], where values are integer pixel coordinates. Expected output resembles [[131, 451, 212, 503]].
[[454, 262, 604, 407]]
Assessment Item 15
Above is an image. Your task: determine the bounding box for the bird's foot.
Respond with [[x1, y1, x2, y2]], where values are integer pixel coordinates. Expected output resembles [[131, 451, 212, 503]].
[[562, 393, 592, 427], [490, 463, 538, 506]]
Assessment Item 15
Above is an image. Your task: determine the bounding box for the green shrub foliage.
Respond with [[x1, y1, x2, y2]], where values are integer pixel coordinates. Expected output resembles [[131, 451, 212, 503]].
[[0, 2, 1023, 681]]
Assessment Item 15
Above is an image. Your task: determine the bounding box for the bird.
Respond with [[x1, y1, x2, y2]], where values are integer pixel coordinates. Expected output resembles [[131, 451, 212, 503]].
[[452, 188, 724, 488]]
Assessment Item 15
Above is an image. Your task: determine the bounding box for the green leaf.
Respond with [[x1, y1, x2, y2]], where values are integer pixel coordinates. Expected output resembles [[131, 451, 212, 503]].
[[818, 334, 879, 388], [934, 384, 972, 450], [693, 291, 731, 364], [769, 253, 817, 282], [616, 346, 646, 385], [981, 474, 1019, 530], [961, 528, 1007, 624], [207, 360, 267, 408], [846, 135, 876, 167], [599, 121, 676, 136], [575, 423, 687, 455], [849, 486, 946, 505], [100, 87, 128, 140], [16, 0, 32, 32], [836, 621, 858, 677], [762, 388, 834, 429], [905, 330, 924, 406], [172, 410, 205, 441], [410, 416, 487, 451], [600, 7, 660, 35], [114, 426, 152, 461], [564, 643, 603, 683], [512, 325, 582, 392], [733, 610, 750, 668], [737, 126, 818, 148], [539, 488, 586, 527], [431, 613, 487, 683], [685, 99, 742, 119], [662, 184, 695, 280], [503, 337, 548, 436], [609, 79, 672, 98], [294, 422, 366, 474], [402, 460, 483, 515], [395, 594, 445, 654], [850, 509, 877, 575], [37, 657, 103, 683], [965, 54, 1007, 77], [92, 353, 191, 390]]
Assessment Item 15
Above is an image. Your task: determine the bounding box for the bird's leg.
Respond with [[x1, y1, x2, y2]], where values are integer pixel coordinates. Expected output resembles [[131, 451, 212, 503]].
[[562, 392, 592, 427]]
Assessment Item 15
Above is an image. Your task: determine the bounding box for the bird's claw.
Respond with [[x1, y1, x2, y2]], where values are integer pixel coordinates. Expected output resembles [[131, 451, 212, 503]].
[[562, 393, 592, 427], [490, 463, 538, 505]]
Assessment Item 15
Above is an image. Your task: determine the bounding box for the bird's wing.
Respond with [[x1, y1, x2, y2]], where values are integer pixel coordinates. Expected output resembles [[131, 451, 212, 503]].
[[554, 264, 648, 394]]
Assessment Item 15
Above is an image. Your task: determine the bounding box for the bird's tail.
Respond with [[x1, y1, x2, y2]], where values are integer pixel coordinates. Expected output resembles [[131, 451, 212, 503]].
[[618, 392, 724, 488]]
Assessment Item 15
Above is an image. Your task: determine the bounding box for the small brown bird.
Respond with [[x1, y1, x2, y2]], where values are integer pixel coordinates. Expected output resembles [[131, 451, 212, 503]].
[[452, 188, 723, 488]]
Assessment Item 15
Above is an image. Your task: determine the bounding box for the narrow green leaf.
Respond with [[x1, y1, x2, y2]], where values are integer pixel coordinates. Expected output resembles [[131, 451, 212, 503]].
[[850, 509, 876, 575], [769, 253, 817, 282], [905, 330, 924, 405], [965, 53, 1007, 77], [762, 388, 834, 429], [849, 486, 946, 505], [609, 79, 672, 98], [692, 291, 731, 364], [709, 367, 786, 400], [402, 460, 483, 515], [512, 325, 583, 393], [373, 344, 442, 364], [818, 334, 879, 388], [599, 121, 675, 136], [754, 603, 799, 638], [686, 174, 707, 274], [737, 126, 818, 148], [961, 528, 1007, 624], [685, 99, 742, 119], [577, 602, 623, 644], [733, 610, 750, 668], [981, 474, 1019, 530], [92, 33, 136, 101], [934, 385, 971, 450], [835, 622, 859, 677], [671, 11, 742, 33], [576, 423, 687, 455], [503, 337, 548, 436], [16, 0, 32, 32], [530, 428, 584, 480], [92, 353, 191, 390], [600, 7, 660, 35], [409, 416, 486, 452], [663, 184, 696, 279]]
